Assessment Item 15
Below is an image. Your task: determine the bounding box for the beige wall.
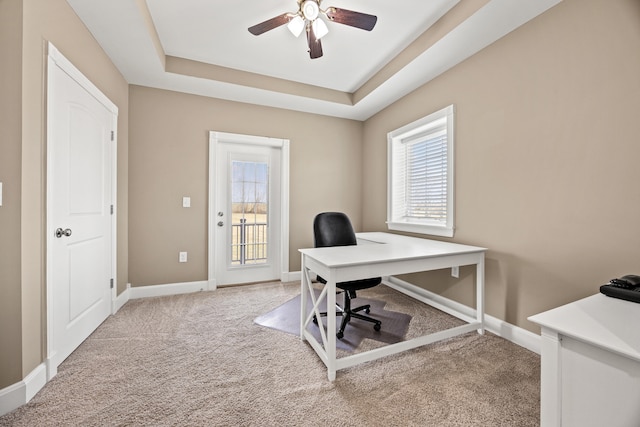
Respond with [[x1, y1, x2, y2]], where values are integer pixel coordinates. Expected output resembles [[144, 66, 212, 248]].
[[0, 0, 24, 387], [363, 0, 640, 333], [128, 85, 363, 286], [0, 0, 129, 389]]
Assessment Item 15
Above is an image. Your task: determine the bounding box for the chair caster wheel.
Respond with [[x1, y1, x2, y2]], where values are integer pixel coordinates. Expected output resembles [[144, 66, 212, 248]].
[[337, 331, 344, 339], [312, 316, 318, 325], [374, 323, 381, 331], [365, 308, 371, 314]]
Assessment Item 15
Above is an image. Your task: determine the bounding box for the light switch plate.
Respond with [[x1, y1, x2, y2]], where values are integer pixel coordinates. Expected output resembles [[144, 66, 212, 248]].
[[179, 252, 188, 263], [182, 197, 191, 208], [0, 182, 3, 206]]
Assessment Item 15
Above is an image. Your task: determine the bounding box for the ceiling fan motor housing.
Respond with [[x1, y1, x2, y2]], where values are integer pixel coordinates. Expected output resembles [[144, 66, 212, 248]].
[[302, 1, 320, 21]]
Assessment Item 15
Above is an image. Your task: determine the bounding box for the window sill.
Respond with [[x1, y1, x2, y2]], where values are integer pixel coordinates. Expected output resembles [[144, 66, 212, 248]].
[[386, 221, 454, 238]]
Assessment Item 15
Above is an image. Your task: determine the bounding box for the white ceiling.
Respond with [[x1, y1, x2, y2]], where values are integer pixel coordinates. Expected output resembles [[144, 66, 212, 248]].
[[66, 0, 561, 121]]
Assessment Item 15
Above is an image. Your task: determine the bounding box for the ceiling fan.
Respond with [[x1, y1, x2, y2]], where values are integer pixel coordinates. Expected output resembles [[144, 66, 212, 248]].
[[248, 0, 377, 59]]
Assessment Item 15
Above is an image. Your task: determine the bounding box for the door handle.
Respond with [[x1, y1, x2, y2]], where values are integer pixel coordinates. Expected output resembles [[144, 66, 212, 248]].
[[55, 228, 72, 238], [217, 221, 224, 227]]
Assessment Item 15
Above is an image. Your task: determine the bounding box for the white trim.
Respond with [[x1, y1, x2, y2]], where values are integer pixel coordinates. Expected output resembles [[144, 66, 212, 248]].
[[47, 43, 118, 114], [210, 131, 285, 147], [0, 382, 23, 417], [280, 140, 291, 281], [110, 123, 118, 315], [281, 271, 301, 283], [207, 138, 218, 289], [113, 283, 131, 313], [23, 364, 47, 403], [128, 280, 210, 299], [385, 221, 455, 238], [110, 276, 307, 304], [0, 364, 47, 417], [208, 131, 290, 286]]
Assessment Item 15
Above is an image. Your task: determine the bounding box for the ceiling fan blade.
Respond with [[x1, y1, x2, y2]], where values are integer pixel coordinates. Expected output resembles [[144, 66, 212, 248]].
[[325, 7, 377, 31], [248, 13, 294, 36], [307, 25, 323, 59]]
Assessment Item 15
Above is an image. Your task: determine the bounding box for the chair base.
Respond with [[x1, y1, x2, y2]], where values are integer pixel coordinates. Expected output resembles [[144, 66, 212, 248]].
[[313, 292, 382, 339]]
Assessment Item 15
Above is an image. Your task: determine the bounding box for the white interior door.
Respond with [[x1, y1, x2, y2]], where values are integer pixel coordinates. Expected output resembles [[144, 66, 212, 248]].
[[209, 132, 288, 286], [46, 44, 117, 377]]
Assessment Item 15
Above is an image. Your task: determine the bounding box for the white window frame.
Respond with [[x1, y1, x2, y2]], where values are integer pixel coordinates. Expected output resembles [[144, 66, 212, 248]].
[[387, 104, 455, 237]]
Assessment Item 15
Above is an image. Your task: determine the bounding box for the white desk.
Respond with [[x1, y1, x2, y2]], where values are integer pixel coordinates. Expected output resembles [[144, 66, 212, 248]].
[[529, 294, 640, 427], [299, 232, 487, 381]]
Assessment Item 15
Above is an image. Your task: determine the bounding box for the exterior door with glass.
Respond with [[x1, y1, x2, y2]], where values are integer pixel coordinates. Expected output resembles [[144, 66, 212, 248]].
[[211, 133, 283, 286]]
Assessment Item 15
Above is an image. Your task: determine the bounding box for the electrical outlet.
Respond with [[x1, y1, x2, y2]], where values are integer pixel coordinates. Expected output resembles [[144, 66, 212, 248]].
[[179, 252, 188, 263]]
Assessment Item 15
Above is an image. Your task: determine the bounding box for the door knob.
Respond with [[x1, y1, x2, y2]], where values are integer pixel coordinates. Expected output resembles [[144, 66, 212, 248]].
[[217, 221, 224, 227], [55, 228, 72, 238]]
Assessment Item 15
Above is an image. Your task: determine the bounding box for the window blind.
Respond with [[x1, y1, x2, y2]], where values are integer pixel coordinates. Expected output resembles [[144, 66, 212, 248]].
[[407, 129, 447, 222], [391, 125, 448, 224]]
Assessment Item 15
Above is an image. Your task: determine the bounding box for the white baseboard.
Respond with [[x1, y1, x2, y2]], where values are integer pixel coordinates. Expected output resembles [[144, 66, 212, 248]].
[[0, 363, 47, 417], [0, 382, 24, 417], [24, 364, 47, 402], [113, 283, 131, 314], [281, 271, 301, 283], [128, 280, 211, 299]]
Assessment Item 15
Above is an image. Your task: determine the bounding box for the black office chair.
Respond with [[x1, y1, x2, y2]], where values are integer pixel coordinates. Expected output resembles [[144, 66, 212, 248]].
[[312, 212, 382, 339]]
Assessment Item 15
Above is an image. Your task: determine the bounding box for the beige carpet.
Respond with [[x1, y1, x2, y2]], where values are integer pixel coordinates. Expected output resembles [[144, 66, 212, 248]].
[[0, 282, 541, 426]]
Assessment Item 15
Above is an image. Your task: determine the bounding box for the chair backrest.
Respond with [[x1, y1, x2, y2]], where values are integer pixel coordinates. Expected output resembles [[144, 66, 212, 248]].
[[313, 212, 357, 248]]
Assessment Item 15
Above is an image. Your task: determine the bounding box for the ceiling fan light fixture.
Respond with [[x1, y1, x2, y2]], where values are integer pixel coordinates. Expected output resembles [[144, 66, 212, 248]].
[[312, 18, 329, 39], [302, 0, 320, 21], [287, 15, 305, 37], [248, 1, 377, 59]]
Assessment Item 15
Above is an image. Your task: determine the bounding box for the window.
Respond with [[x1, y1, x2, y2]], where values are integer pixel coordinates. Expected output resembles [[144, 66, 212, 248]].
[[387, 105, 455, 237]]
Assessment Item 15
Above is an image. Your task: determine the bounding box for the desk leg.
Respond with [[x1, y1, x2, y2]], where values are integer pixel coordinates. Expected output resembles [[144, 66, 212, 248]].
[[326, 273, 337, 381], [300, 254, 308, 341], [476, 257, 485, 335]]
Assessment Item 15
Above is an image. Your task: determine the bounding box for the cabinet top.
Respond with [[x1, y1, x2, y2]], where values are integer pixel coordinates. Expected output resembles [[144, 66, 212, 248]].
[[529, 293, 640, 362]]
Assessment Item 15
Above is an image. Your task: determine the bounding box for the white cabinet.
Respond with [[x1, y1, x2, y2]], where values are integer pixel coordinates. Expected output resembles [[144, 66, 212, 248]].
[[529, 294, 640, 427]]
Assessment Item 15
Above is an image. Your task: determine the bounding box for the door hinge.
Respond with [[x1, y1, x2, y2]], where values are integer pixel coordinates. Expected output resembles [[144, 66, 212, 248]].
[[111, 130, 115, 141], [110, 205, 114, 215], [110, 278, 114, 289]]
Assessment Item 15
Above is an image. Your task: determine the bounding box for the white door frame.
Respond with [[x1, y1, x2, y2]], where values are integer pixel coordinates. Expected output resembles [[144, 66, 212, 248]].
[[45, 43, 118, 380], [208, 131, 289, 288]]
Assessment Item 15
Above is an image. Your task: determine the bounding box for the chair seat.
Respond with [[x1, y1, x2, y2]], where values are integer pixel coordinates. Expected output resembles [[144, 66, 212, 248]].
[[316, 275, 381, 291], [337, 277, 381, 291]]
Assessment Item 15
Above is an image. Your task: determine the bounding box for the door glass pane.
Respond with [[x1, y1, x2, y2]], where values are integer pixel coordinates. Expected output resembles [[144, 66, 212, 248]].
[[230, 160, 268, 265]]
